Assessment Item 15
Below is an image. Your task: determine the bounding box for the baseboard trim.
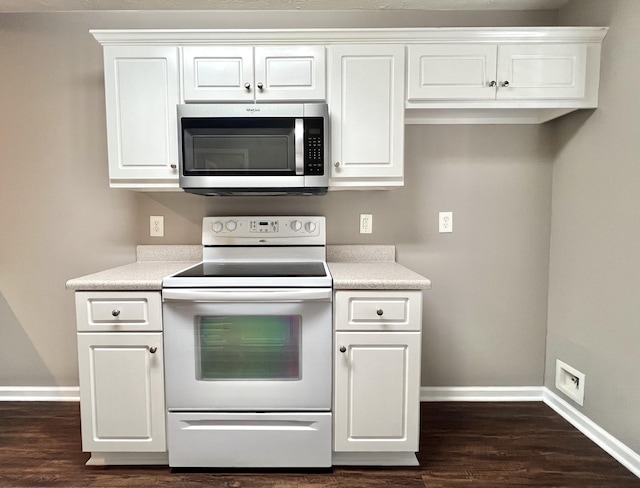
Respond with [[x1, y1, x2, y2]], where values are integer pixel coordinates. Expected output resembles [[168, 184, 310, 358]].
[[332, 451, 419, 466], [420, 385, 639, 479], [0, 386, 80, 402], [543, 388, 640, 479], [421, 386, 544, 402]]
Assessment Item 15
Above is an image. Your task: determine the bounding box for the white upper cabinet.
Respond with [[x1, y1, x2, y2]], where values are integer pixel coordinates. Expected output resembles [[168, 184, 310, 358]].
[[408, 44, 499, 101], [92, 27, 606, 190], [182, 45, 326, 102], [405, 27, 606, 124], [102, 45, 180, 189], [328, 44, 405, 189], [408, 43, 587, 102], [496, 43, 587, 100]]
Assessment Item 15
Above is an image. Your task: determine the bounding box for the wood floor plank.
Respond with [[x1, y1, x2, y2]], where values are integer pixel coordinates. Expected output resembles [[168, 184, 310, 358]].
[[0, 401, 637, 487]]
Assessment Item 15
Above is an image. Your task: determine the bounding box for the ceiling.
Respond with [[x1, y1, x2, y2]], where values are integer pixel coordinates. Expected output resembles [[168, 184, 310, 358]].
[[0, 0, 570, 12]]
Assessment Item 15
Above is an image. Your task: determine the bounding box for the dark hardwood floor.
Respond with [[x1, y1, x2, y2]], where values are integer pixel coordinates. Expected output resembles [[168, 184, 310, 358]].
[[0, 401, 638, 487]]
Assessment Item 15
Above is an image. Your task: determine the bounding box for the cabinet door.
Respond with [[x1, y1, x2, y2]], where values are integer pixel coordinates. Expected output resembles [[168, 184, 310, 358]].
[[182, 46, 253, 101], [103, 46, 179, 187], [334, 331, 421, 452], [407, 44, 498, 100], [254, 46, 325, 101], [77, 332, 166, 452], [328, 45, 405, 188], [496, 43, 587, 100]]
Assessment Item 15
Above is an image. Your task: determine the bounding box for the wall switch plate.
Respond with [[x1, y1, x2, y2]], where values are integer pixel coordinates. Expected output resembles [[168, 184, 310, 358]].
[[555, 359, 585, 406], [150, 216, 164, 237], [439, 212, 453, 233], [360, 214, 373, 234]]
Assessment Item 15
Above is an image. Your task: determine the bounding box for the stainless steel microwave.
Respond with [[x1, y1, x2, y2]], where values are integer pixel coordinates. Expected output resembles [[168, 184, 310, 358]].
[[177, 103, 329, 196]]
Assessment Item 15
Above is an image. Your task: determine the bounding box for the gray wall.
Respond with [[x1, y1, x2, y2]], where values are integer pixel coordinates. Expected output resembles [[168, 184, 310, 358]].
[[547, 0, 640, 453], [1, 9, 554, 391]]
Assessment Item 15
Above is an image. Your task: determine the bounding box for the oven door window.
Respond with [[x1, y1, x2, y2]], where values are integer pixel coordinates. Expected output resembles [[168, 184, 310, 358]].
[[196, 315, 301, 380], [182, 118, 296, 176]]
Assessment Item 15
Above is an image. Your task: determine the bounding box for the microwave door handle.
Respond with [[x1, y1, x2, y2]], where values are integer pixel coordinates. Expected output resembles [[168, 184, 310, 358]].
[[163, 288, 332, 302], [295, 118, 304, 175]]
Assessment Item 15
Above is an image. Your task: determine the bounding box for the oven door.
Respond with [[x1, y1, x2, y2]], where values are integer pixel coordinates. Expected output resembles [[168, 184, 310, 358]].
[[162, 288, 332, 411]]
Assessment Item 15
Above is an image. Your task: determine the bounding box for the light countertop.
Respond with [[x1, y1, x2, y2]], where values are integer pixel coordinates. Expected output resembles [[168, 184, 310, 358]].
[[66, 245, 431, 291], [65, 261, 198, 291], [329, 261, 430, 290]]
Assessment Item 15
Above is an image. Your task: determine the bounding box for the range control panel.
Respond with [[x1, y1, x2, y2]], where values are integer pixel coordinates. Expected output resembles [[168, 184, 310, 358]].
[[202, 216, 325, 246]]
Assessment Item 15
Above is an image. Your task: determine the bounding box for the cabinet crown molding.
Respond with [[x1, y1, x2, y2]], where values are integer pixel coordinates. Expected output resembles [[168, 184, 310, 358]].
[[91, 26, 608, 45]]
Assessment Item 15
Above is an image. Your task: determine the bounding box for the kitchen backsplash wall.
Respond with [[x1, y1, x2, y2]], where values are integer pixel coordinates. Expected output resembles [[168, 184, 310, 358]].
[[139, 123, 554, 387], [0, 9, 555, 387]]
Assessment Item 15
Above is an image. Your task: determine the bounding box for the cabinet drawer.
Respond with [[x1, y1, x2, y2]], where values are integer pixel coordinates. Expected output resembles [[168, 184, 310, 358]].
[[334, 290, 422, 331], [76, 292, 162, 332]]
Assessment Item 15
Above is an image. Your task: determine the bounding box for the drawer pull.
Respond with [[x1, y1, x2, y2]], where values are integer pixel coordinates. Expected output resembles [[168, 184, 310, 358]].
[[376, 309, 384, 316], [111, 309, 121, 317], [339, 346, 347, 353], [149, 346, 158, 354]]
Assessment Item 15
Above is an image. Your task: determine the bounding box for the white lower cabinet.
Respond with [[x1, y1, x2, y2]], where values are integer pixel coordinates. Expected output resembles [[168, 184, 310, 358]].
[[334, 331, 421, 452], [75, 292, 167, 461], [77, 333, 166, 452], [333, 290, 422, 463]]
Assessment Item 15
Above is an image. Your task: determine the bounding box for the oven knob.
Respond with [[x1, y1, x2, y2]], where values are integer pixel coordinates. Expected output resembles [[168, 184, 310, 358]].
[[290, 220, 302, 232], [305, 221, 317, 233], [225, 220, 237, 232], [212, 221, 224, 233]]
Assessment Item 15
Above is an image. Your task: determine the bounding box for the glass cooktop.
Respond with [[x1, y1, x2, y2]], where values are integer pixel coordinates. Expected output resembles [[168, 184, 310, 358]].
[[172, 261, 328, 279]]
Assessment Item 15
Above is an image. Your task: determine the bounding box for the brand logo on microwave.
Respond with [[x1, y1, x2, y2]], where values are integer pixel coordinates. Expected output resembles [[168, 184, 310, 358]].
[[246, 107, 261, 113]]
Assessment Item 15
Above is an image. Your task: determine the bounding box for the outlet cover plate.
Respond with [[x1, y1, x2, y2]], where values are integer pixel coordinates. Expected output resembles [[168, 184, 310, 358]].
[[360, 214, 373, 234], [439, 211, 453, 233], [150, 216, 164, 237], [555, 359, 585, 406]]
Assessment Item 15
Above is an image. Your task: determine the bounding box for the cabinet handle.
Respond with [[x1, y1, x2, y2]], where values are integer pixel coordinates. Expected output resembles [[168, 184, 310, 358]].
[[488, 80, 497, 87], [334, 162, 340, 168], [170, 164, 177, 169], [501, 81, 510, 87], [339, 346, 347, 353], [244, 82, 251, 90], [257, 82, 264, 90], [376, 309, 384, 316], [149, 346, 157, 354], [111, 309, 120, 317]]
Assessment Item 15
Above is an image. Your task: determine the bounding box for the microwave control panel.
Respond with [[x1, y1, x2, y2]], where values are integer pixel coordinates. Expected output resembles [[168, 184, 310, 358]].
[[304, 118, 324, 176]]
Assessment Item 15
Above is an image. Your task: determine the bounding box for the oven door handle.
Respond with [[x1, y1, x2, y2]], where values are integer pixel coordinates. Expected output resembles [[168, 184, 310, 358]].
[[163, 288, 332, 303]]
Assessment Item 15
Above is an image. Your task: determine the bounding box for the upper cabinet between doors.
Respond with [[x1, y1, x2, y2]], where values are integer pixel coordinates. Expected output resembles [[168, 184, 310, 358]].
[[182, 45, 326, 102], [91, 27, 607, 191]]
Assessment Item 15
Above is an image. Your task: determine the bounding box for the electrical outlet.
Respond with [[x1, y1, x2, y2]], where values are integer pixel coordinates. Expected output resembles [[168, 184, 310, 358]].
[[150, 216, 164, 237], [360, 214, 373, 234], [555, 359, 585, 406], [439, 211, 453, 233]]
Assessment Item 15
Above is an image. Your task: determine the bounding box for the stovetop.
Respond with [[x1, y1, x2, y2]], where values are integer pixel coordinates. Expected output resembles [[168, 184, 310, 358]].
[[162, 216, 331, 289], [172, 261, 328, 279], [163, 260, 332, 288]]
